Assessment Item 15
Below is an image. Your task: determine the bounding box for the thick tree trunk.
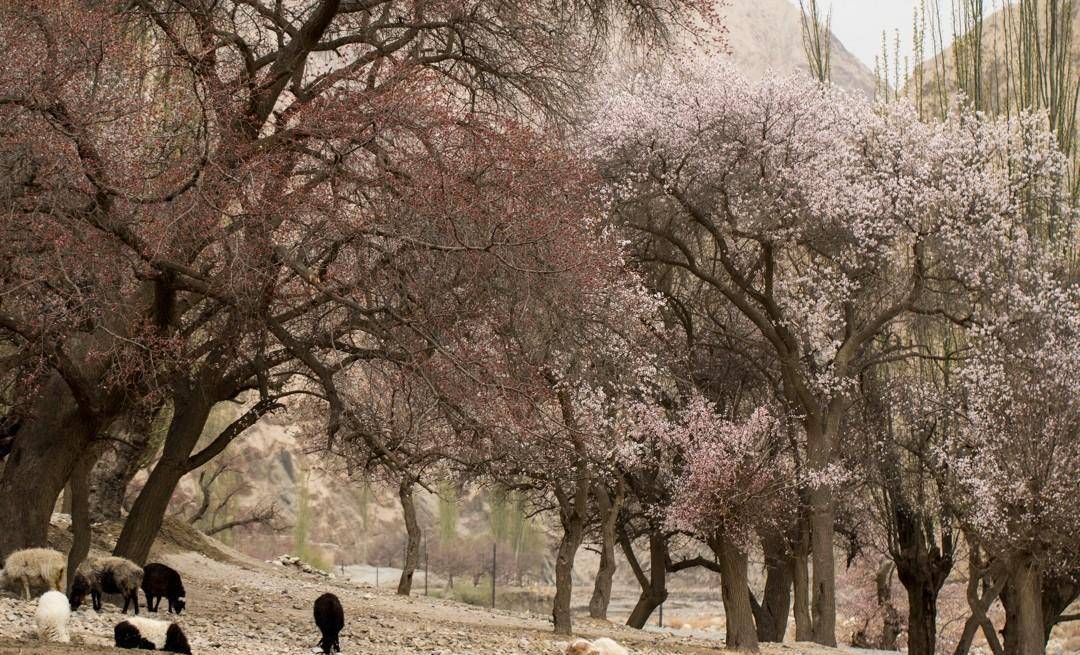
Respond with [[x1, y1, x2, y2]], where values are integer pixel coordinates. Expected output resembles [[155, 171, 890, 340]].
[[1010, 560, 1046, 655], [397, 478, 420, 596], [756, 531, 793, 642], [624, 530, 668, 629], [892, 506, 953, 655], [113, 393, 212, 565], [65, 448, 99, 595], [804, 418, 837, 647], [552, 494, 586, 635], [808, 483, 836, 645], [588, 481, 623, 620], [715, 534, 759, 652], [90, 421, 160, 521], [0, 375, 98, 560], [903, 573, 941, 655], [793, 551, 813, 641]]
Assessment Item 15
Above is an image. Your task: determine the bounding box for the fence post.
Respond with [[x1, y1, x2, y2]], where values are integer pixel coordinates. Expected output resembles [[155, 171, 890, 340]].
[[491, 542, 497, 609], [375, 566, 379, 588], [424, 533, 429, 596]]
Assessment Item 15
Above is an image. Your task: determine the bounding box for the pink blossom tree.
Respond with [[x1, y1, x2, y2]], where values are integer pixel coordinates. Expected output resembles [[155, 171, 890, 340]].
[[944, 276, 1080, 655], [588, 65, 1070, 646], [0, 0, 715, 565], [643, 397, 796, 652]]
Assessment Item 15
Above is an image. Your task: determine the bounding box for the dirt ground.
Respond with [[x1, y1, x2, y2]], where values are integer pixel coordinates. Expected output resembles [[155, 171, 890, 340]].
[[0, 519, 897, 655], [0, 553, 881, 655]]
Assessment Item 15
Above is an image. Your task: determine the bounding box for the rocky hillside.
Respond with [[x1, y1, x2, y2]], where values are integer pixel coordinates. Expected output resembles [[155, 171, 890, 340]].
[[716, 0, 875, 96]]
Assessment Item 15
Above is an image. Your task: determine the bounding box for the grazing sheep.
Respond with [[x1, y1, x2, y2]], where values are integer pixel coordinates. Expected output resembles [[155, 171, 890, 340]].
[[114, 616, 192, 654], [313, 592, 344, 654], [142, 563, 186, 614], [35, 590, 71, 643], [71, 556, 143, 614], [1, 548, 66, 600], [565, 637, 630, 655]]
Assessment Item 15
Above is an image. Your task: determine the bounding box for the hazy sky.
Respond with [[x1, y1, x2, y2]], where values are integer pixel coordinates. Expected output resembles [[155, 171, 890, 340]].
[[784, 1, 995, 71]]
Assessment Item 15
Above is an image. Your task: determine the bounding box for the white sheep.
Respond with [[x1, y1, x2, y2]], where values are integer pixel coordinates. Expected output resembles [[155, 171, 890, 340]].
[[36, 590, 71, 643], [1, 548, 66, 600], [565, 637, 630, 655]]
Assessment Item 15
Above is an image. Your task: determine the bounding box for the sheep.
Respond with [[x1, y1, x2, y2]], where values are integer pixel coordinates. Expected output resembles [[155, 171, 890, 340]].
[[71, 555, 143, 614], [313, 592, 344, 654], [142, 563, 186, 614], [1, 548, 66, 600], [35, 590, 71, 643], [565, 637, 630, 655], [114, 616, 192, 654]]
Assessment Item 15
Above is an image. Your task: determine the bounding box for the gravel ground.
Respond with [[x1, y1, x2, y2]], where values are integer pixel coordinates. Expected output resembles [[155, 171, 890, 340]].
[[0, 546, 896, 655]]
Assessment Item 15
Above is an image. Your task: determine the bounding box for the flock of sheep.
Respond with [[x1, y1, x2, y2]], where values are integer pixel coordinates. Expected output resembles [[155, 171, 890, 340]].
[[0, 547, 345, 653], [1, 547, 635, 655]]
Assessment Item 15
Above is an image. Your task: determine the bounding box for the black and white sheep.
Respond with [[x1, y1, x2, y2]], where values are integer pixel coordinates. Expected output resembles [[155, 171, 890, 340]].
[[114, 616, 192, 654], [313, 592, 344, 654], [35, 590, 71, 643], [71, 555, 144, 614], [1, 548, 66, 600], [142, 563, 186, 614]]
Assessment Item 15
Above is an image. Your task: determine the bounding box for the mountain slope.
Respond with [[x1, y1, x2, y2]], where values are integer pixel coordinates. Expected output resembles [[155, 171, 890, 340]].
[[716, 0, 875, 96]]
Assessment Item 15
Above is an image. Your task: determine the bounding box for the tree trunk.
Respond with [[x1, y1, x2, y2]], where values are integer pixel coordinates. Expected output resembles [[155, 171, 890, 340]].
[[804, 418, 837, 647], [808, 485, 836, 645], [588, 481, 623, 620], [552, 490, 586, 636], [891, 505, 953, 655], [756, 531, 793, 642], [89, 420, 160, 521], [1010, 560, 1046, 655], [0, 375, 98, 560], [952, 545, 1005, 655], [875, 561, 901, 651], [714, 534, 759, 652], [113, 393, 212, 565], [793, 550, 813, 641], [397, 478, 420, 596], [624, 529, 668, 629], [904, 572, 941, 655], [65, 448, 99, 595]]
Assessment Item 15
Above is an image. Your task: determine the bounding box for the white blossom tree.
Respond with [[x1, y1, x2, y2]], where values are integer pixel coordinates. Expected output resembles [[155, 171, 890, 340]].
[[588, 65, 1069, 646]]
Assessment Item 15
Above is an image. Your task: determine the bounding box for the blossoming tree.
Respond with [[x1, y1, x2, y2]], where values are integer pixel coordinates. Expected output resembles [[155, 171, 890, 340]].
[[589, 65, 1069, 645], [944, 276, 1080, 655]]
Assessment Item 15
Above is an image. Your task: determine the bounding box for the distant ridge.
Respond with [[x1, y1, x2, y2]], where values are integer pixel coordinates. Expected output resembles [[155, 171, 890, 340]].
[[714, 0, 876, 96]]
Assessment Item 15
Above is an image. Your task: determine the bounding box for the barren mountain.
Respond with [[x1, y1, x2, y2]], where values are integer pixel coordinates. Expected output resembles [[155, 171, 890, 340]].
[[716, 0, 875, 96], [911, 2, 1080, 111]]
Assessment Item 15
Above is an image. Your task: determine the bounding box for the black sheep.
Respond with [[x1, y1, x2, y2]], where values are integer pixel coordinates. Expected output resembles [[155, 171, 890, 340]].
[[313, 593, 344, 654], [142, 563, 187, 614], [71, 556, 143, 614]]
